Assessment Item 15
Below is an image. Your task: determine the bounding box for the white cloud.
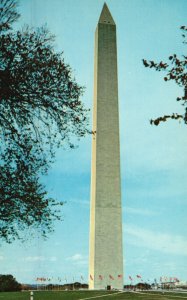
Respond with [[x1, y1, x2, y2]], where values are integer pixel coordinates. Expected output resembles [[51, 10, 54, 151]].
[[67, 254, 83, 261], [23, 256, 45, 262], [124, 206, 158, 216], [66, 253, 88, 265], [124, 224, 187, 256], [22, 256, 57, 262], [50, 256, 57, 262]]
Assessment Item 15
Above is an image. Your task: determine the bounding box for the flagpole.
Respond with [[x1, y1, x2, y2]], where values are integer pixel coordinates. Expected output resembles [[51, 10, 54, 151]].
[[36, 278, 38, 291]]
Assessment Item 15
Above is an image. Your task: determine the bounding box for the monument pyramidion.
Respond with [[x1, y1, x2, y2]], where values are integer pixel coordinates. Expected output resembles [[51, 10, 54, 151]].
[[89, 3, 124, 290]]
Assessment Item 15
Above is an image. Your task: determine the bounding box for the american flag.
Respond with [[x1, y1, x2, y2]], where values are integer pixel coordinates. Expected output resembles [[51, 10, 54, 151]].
[[90, 274, 93, 281], [40, 278, 46, 281], [109, 275, 114, 280], [99, 275, 103, 280], [129, 276, 133, 281], [136, 275, 141, 278], [118, 274, 122, 279]]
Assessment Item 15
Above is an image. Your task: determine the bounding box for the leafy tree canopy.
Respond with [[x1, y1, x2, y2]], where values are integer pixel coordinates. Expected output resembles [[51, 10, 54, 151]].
[[0, 0, 20, 32], [143, 26, 187, 125], [0, 0, 89, 243], [0, 274, 21, 292]]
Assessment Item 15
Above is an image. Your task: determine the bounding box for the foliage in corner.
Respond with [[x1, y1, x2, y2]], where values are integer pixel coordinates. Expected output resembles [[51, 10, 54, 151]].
[[0, 0, 20, 32], [143, 26, 187, 126], [0, 0, 90, 243]]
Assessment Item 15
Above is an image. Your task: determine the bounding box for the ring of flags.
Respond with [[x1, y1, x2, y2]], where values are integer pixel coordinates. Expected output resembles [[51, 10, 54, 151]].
[[89, 274, 123, 281], [36, 275, 180, 284]]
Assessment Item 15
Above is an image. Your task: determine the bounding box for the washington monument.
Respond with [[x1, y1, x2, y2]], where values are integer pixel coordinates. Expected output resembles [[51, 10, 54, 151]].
[[89, 3, 123, 290]]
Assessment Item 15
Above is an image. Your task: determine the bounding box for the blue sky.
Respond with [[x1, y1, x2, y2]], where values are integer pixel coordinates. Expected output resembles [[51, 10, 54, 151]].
[[1, 0, 187, 285]]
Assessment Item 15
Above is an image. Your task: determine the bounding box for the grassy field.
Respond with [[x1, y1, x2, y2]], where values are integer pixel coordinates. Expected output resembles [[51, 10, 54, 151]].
[[1, 290, 187, 300]]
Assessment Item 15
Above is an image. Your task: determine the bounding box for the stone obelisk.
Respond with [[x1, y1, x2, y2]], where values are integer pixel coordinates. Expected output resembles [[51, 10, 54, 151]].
[[89, 3, 123, 290]]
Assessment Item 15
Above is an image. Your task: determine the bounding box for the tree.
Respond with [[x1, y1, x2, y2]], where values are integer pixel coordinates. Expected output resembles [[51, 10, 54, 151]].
[[135, 282, 151, 290], [0, 0, 90, 242], [0, 274, 21, 292], [0, 0, 20, 32], [143, 26, 187, 125]]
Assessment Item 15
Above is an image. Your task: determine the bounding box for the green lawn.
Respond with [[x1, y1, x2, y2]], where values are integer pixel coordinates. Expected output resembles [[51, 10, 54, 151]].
[[0, 290, 187, 300]]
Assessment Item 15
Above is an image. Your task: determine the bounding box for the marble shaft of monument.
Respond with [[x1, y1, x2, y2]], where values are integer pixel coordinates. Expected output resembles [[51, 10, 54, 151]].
[[89, 3, 123, 290]]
